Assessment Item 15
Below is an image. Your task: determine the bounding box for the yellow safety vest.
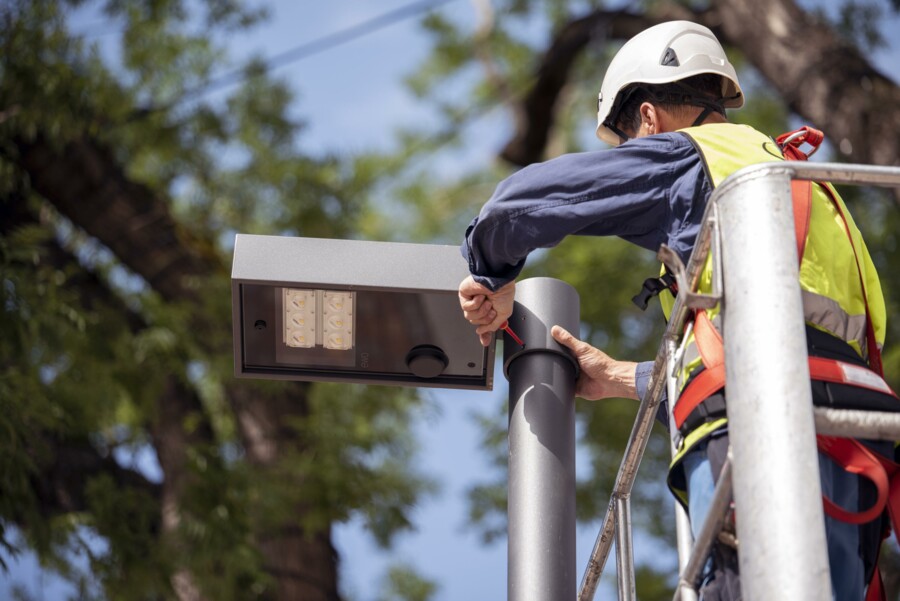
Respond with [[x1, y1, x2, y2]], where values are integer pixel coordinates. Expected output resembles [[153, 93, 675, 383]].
[[664, 123, 887, 501]]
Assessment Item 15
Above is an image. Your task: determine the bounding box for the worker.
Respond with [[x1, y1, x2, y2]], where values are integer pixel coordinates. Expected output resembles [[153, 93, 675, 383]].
[[458, 20, 896, 601]]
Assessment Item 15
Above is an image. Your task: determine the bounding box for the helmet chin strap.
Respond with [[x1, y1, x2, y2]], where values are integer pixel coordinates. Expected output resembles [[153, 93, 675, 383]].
[[664, 81, 727, 126], [690, 100, 724, 127], [605, 82, 736, 143], [604, 86, 645, 144], [606, 83, 730, 144]]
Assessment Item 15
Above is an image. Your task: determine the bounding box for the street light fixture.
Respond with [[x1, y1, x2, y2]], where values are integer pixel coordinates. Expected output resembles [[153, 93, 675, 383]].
[[231, 234, 495, 390]]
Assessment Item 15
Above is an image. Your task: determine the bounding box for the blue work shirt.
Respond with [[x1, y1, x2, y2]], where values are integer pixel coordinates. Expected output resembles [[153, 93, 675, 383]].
[[461, 131, 714, 403]]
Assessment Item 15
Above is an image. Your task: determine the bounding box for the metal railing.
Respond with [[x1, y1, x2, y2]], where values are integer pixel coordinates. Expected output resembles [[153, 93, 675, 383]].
[[577, 162, 900, 601]]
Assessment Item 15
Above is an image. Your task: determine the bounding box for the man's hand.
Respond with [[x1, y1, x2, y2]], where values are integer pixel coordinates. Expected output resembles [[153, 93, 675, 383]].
[[458, 276, 515, 347], [551, 325, 638, 401]]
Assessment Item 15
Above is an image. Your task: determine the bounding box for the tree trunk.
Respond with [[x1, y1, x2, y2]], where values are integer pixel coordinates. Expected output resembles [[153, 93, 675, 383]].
[[150, 377, 217, 601], [498, 0, 899, 169], [13, 133, 342, 601], [15, 136, 219, 303], [230, 384, 341, 601], [499, 10, 668, 166], [712, 0, 900, 168]]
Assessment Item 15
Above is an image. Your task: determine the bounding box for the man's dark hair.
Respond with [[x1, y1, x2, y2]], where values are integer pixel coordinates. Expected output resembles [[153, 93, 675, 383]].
[[613, 73, 725, 137]]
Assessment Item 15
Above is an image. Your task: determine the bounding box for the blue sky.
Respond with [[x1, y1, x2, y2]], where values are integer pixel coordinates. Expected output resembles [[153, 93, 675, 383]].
[[5, 1, 900, 600]]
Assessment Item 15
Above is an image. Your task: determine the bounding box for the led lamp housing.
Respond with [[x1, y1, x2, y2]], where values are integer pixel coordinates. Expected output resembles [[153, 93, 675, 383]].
[[232, 235, 495, 390]]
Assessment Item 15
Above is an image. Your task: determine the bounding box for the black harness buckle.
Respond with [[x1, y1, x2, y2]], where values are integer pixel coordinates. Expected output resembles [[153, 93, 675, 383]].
[[632, 272, 677, 310]]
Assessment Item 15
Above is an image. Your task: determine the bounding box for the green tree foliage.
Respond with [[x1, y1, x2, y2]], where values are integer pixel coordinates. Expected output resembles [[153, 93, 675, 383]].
[[376, 564, 440, 601], [1, 1, 437, 599]]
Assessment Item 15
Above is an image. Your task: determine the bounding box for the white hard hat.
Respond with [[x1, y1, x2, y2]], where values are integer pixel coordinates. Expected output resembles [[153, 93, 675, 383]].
[[595, 21, 743, 146]]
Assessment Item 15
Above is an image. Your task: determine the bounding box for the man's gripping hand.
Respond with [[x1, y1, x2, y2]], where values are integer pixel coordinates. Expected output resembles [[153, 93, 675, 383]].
[[551, 325, 639, 401], [458, 276, 515, 347]]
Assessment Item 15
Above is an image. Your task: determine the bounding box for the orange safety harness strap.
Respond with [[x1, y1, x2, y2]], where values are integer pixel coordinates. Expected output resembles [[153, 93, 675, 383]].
[[673, 309, 725, 429], [673, 355, 898, 431], [818, 181, 884, 376], [816, 434, 900, 601], [694, 309, 724, 369], [808, 357, 897, 397], [776, 126, 824, 161], [675, 125, 892, 423], [778, 126, 818, 265], [777, 126, 882, 376], [816, 435, 891, 525], [672, 364, 726, 429], [792, 179, 812, 263]]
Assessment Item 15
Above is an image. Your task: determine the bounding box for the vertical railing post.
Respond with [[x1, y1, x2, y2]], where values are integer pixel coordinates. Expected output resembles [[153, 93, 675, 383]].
[[716, 167, 831, 600], [614, 495, 636, 601], [668, 339, 699, 601], [505, 277, 580, 601]]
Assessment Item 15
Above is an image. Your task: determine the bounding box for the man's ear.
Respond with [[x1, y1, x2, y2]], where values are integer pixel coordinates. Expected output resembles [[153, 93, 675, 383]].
[[639, 102, 658, 135]]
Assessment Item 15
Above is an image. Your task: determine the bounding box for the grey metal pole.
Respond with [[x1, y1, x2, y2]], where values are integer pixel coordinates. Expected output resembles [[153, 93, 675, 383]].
[[716, 166, 831, 600], [504, 277, 580, 601]]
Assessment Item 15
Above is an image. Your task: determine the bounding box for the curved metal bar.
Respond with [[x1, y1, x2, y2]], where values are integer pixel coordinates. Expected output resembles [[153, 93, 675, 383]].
[[814, 407, 900, 440], [614, 495, 636, 601], [716, 162, 900, 194], [672, 456, 733, 601]]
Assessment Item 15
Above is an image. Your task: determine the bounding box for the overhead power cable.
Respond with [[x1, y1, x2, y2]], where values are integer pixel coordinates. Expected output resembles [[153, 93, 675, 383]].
[[174, 0, 459, 106]]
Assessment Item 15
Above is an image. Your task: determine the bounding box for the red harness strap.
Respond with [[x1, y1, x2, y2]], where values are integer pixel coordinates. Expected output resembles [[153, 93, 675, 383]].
[[816, 434, 900, 601], [673, 317, 900, 599], [776, 126, 824, 161], [808, 357, 897, 397], [777, 126, 819, 266], [673, 309, 725, 430], [672, 364, 725, 430], [780, 128, 897, 600], [673, 355, 898, 431], [792, 179, 812, 262], [817, 435, 891, 525], [675, 125, 888, 430], [874, 464, 900, 600], [779, 126, 883, 376], [817, 181, 884, 376]]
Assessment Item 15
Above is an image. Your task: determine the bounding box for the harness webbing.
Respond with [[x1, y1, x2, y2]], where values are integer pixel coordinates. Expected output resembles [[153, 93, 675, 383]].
[[792, 179, 812, 263]]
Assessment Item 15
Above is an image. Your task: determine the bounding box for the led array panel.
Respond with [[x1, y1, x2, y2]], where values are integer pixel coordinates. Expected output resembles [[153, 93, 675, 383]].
[[283, 289, 316, 348], [322, 291, 354, 350], [282, 288, 354, 350]]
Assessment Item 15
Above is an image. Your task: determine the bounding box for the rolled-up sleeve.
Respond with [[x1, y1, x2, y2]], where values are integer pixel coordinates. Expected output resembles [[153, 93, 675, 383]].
[[635, 360, 670, 429]]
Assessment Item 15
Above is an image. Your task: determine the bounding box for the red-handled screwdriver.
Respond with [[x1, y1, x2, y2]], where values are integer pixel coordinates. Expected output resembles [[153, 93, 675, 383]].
[[500, 321, 524, 346]]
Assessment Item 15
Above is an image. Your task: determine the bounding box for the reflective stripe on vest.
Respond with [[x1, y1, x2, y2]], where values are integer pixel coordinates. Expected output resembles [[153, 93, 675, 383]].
[[803, 289, 870, 354]]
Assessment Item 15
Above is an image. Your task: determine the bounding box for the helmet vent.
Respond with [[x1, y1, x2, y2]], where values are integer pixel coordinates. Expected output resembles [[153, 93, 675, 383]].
[[661, 47, 680, 67]]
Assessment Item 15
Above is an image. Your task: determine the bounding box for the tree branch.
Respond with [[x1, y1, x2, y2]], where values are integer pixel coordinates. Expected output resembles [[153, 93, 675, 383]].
[[30, 435, 161, 519], [499, 0, 899, 169], [500, 7, 709, 166], [711, 0, 900, 167], [15, 135, 221, 303]]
